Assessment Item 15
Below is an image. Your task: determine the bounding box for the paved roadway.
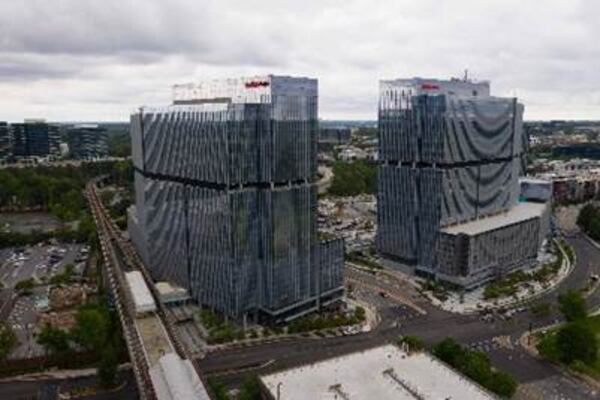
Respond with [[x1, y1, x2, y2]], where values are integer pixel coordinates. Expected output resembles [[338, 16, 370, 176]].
[[0, 370, 137, 400], [0, 234, 598, 399], [200, 234, 600, 399]]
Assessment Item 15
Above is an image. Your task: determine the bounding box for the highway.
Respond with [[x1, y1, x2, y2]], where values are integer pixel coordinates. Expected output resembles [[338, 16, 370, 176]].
[[199, 234, 600, 398]]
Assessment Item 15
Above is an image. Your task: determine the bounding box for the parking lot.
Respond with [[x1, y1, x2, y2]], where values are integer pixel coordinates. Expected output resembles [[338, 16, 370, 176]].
[[7, 288, 48, 359], [0, 244, 89, 360], [0, 244, 85, 288]]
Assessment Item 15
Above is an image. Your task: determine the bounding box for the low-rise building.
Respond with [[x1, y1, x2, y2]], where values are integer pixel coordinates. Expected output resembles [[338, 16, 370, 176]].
[[437, 202, 550, 289], [259, 344, 496, 399]]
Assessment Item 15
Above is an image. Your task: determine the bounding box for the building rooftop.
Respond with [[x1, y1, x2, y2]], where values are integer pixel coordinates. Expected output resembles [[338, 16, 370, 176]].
[[260, 344, 495, 400], [380, 77, 491, 99], [441, 202, 548, 236], [172, 75, 317, 105]]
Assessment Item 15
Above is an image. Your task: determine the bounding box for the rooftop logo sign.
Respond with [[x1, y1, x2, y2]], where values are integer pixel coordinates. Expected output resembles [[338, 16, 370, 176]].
[[245, 81, 270, 89]]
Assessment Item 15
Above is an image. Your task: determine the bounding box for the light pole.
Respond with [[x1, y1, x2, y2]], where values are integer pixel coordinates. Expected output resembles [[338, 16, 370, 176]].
[[277, 382, 282, 400]]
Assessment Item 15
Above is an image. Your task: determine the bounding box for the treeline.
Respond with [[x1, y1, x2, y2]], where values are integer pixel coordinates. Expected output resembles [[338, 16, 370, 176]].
[[577, 203, 600, 241], [537, 290, 599, 376], [328, 160, 376, 196], [433, 338, 517, 398], [107, 131, 131, 158], [36, 300, 125, 387], [0, 213, 97, 249], [0, 160, 133, 221]]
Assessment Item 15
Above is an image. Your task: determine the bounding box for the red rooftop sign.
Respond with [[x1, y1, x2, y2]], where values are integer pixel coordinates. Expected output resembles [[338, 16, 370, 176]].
[[245, 81, 270, 88], [421, 83, 440, 90]]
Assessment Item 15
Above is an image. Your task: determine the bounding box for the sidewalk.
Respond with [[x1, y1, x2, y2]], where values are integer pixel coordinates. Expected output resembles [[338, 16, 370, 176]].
[[0, 363, 131, 383], [430, 239, 574, 315]]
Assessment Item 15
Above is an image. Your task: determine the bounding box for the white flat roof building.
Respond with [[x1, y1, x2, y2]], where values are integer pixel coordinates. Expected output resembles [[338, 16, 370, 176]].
[[260, 344, 496, 400], [440, 202, 548, 236], [125, 270, 156, 315]]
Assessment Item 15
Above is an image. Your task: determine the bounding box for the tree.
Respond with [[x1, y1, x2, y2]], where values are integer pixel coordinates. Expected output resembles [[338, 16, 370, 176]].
[[15, 278, 35, 293], [98, 344, 118, 388], [37, 324, 71, 355], [558, 290, 587, 322], [72, 304, 110, 351], [328, 160, 377, 196], [398, 336, 425, 352], [0, 323, 17, 360], [488, 370, 518, 398], [432, 338, 463, 366], [238, 375, 261, 400], [433, 337, 517, 398], [556, 321, 598, 365]]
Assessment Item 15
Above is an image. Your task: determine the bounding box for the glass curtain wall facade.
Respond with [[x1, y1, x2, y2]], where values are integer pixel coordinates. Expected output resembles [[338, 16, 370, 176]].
[[67, 124, 108, 159], [377, 78, 528, 283], [11, 121, 60, 158], [129, 76, 344, 320], [0, 122, 10, 161]]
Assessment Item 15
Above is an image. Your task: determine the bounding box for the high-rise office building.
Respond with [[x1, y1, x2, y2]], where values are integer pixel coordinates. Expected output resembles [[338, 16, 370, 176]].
[[128, 75, 344, 320], [377, 78, 549, 288], [0, 122, 10, 161], [11, 120, 60, 158], [67, 124, 109, 159]]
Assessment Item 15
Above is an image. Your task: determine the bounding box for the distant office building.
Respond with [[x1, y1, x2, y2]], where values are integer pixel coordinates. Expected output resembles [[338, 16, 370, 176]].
[[377, 78, 548, 288], [66, 124, 108, 159], [0, 122, 10, 161], [552, 143, 600, 159], [318, 127, 352, 151], [129, 75, 344, 321], [11, 119, 60, 158]]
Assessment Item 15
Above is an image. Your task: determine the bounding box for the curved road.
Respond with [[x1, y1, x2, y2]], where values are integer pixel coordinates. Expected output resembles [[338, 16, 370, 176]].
[[200, 234, 600, 399]]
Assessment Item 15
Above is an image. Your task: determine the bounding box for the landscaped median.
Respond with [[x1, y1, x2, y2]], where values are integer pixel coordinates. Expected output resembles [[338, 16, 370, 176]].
[[200, 305, 369, 350], [428, 239, 575, 314]]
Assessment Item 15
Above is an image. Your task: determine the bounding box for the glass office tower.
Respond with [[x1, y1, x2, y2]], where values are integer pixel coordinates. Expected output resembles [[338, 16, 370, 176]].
[[129, 76, 344, 320], [377, 78, 548, 288]]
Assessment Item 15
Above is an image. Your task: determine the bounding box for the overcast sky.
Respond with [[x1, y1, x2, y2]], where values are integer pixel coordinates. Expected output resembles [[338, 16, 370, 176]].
[[1, 0, 599, 122]]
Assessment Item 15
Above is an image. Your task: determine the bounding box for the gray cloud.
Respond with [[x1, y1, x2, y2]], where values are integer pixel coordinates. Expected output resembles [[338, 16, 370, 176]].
[[0, 0, 599, 121]]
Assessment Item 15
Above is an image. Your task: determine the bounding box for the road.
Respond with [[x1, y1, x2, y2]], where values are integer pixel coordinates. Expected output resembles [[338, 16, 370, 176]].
[[0, 370, 138, 400], [200, 234, 600, 399], [0, 228, 598, 398]]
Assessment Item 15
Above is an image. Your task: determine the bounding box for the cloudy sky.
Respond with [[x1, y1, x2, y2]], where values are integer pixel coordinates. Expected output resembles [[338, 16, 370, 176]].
[[1, 0, 599, 122]]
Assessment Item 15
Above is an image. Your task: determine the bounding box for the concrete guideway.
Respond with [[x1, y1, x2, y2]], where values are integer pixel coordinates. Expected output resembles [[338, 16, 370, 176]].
[[86, 180, 211, 400]]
